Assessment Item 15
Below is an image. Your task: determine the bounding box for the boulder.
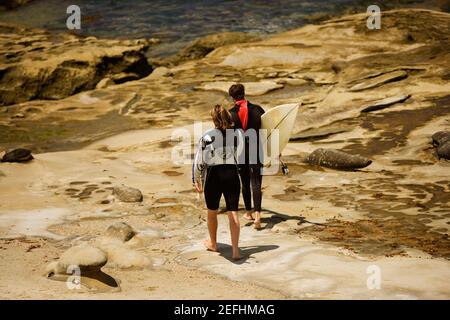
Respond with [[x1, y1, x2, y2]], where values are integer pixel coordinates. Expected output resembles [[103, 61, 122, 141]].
[[1, 148, 33, 163], [431, 131, 450, 147], [105, 222, 136, 242], [45, 245, 120, 292], [57, 244, 108, 273], [305, 148, 372, 170], [113, 185, 143, 202], [437, 141, 450, 160]]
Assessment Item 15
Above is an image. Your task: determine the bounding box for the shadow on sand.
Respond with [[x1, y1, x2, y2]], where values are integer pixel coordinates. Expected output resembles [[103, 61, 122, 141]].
[[243, 208, 328, 231], [215, 243, 279, 265]]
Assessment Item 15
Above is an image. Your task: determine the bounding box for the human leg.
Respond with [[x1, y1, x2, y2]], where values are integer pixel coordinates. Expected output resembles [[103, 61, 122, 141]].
[[250, 165, 263, 229], [239, 164, 253, 219]]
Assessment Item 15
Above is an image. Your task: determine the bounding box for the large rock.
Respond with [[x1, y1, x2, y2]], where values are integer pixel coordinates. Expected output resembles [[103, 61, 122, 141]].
[[305, 148, 372, 170], [0, 23, 153, 106], [113, 185, 143, 202], [431, 131, 450, 160], [56, 244, 107, 273], [1, 148, 33, 163], [45, 244, 120, 291], [431, 131, 450, 147], [105, 222, 136, 242]]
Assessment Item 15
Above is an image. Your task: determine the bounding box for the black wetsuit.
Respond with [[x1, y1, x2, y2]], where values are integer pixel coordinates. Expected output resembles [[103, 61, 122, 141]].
[[204, 165, 240, 211], [230, 101, 265, 212], [193, 129, 241, 211]]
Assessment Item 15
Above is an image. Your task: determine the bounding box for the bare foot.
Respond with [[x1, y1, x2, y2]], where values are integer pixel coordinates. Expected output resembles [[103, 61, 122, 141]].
[[253, 220, 262, 230], [243, 212, 254, 221], [203, 239, 218, 252], [232, 253, 243, 261]]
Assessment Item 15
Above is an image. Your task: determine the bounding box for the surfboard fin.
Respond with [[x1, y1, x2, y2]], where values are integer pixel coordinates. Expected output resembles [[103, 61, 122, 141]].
[[281, 159, 289, 175]]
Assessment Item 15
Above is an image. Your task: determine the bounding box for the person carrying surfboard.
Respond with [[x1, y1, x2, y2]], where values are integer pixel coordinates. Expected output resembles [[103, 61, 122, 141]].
[[192, 105, 244, 260], [228, 84, 265, 230]]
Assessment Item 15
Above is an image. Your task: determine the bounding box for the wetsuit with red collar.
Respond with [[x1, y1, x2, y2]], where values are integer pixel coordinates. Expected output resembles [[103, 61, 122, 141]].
[[229, 100, 265, 212]]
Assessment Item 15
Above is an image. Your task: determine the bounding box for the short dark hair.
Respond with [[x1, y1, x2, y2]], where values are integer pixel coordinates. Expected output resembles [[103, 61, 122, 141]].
[[228, 84, 245, 100]]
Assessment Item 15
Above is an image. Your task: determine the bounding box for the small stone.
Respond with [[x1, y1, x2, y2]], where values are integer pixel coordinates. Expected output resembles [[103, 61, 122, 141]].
[[105, 222, 136, 242], [13, 112, 25, 118], [113, 185, 143, 202]]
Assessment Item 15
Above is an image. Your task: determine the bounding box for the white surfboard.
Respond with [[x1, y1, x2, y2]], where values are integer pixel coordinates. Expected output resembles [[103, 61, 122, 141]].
[[260, 103, 299, 174]]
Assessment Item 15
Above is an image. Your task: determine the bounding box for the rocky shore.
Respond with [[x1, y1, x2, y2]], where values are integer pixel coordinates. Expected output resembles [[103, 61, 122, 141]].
[[0, 23, 153, 106], [0, 8, 449, 299]]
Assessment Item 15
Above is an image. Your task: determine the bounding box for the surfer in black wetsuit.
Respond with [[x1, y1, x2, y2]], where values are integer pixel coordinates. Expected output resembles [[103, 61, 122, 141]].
[[193, 105, 243, 260], [229, 84, 265, 230]]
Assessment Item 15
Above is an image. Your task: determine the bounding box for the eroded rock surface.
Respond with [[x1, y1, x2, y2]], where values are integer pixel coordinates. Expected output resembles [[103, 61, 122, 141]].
[[1, 9, 450, 299], [0, 23, 152, 106], [156, 31, 261, 66], [195, 80, 283, 96]]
